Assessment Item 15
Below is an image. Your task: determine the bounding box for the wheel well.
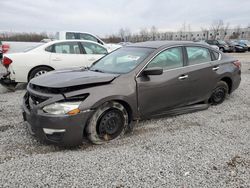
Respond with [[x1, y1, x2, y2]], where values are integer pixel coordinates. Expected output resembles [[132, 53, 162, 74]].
[[83, 100, 133, 138], [28, 65, 54, 81], [115, 100, 133, 124], [221, 77, 232, 93]]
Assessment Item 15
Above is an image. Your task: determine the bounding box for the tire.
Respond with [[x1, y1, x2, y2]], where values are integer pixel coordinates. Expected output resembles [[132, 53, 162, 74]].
[[86, 101, 128, 144], [219, 47, 224, 52], [28, 66, 53, 81], [209, 81, 229, 105]]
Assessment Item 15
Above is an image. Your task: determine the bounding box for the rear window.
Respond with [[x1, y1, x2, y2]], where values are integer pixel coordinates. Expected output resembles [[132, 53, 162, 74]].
[[54, 42, 80, 54]]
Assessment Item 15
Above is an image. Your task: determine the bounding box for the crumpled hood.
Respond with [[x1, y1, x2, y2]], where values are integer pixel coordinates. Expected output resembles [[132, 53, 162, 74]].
[[30, 68, 119, 88]]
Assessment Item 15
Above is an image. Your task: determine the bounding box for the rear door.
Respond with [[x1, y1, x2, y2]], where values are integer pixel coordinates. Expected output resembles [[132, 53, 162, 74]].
[[136, 47, 191, 117], [49, 41, 86, 69], [183, 46, 218, 103], [80, 42, 108, 66]]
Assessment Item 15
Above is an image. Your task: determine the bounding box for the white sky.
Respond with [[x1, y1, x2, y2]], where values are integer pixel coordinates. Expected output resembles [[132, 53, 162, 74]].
[[0, 0, 250, 37]]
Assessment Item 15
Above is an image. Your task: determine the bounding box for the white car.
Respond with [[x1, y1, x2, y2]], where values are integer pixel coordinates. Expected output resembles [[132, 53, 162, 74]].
[[1, 40, 108, 86], [56, 31, 121, 52]]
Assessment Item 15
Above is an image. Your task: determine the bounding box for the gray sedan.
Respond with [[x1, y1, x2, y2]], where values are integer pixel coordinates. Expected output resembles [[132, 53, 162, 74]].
[[22, 41, 241, 146]]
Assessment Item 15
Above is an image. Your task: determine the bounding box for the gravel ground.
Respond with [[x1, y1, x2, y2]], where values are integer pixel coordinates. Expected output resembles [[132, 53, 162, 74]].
[[0, 53, 249, 187]]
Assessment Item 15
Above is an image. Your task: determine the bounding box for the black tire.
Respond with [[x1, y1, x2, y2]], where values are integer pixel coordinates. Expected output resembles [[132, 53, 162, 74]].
[[219, 47, 224, 52], [209, 81, 229, 105], [86, 101, 128, 144], [28, 66, 53, 81]]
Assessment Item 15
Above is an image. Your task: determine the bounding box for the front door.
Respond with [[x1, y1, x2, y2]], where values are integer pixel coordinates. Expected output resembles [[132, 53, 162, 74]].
[[136, 47, 191, 118]]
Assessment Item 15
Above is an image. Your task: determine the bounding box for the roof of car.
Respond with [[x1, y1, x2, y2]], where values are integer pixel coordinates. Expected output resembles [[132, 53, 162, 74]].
[[48, 39, 103, 45], [127, 41, 198, 49]]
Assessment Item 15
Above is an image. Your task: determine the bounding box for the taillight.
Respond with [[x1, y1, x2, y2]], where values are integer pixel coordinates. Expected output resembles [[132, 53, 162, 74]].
[[2, 56, 12, 68], [2, 44, 10, 53], [233, 60, 241, 69]]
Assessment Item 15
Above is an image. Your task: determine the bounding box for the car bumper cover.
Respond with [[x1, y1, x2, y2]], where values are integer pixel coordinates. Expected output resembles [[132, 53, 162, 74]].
[[22, 99, 94, 146]]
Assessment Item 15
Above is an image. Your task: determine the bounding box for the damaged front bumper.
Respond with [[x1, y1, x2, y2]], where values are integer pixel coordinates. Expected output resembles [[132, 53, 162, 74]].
[[22, 90, 94, 146]]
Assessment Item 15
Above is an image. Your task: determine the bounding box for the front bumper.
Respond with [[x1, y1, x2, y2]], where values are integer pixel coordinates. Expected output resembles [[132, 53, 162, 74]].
[[22, 92, 94, 146]]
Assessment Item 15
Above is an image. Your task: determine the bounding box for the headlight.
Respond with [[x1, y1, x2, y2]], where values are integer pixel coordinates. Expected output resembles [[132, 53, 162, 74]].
[[43, 101, 81, 115]]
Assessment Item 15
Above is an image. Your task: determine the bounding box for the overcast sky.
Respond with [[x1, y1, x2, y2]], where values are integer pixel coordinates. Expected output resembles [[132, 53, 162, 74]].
[[0, 0, 250, 37]]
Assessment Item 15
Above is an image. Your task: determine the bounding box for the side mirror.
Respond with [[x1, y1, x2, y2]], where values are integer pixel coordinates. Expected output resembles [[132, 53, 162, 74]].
[[142, 67, 163, 76]]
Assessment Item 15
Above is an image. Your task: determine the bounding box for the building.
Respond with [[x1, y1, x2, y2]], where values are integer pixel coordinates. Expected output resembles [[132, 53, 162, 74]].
[[155, 27, 250, 41]]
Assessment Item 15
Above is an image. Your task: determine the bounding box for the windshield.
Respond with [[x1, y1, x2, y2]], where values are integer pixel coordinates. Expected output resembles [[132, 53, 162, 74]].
[[90, 47, 154, 74]]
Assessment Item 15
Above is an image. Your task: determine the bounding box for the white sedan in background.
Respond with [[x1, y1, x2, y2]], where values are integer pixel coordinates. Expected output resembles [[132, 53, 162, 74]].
[[1, 40, 108, 85]]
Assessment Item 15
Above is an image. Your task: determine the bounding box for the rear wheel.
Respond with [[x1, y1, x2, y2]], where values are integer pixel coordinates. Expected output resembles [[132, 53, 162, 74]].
[[219, 47, 224, 52], [209, 81, 229, 105], [86, 101, 128, 144], [28, 66, 53, 81]]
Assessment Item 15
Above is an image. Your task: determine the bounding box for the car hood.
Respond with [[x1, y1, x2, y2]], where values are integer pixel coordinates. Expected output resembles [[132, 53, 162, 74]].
[[30, 68, 119, 88]]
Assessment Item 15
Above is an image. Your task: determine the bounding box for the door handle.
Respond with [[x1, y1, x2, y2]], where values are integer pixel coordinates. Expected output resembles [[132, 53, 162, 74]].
[[178, 75, 188, 80], [52, 58, 61, 61], [212, 66, 219, 71]]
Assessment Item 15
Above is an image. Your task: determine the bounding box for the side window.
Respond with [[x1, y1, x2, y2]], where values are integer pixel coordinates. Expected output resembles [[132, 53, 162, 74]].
[[54, 42, 80, 54], [79, 33, 98, 43], [147, 47, 183, 70], [66, 32, 76, 39], [81, 42, 107, 54], [186, 47, 211, 65], [45, 45, 53, 52]]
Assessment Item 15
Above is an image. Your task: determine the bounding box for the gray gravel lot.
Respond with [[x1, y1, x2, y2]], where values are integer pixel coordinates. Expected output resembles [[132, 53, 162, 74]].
[[0, 53, 249, 187]]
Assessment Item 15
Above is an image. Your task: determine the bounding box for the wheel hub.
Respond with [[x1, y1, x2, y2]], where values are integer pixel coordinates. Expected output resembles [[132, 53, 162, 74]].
[[97, 109, 124, 140], [213, 88, 225, 102], [34, 70, 48, 77]]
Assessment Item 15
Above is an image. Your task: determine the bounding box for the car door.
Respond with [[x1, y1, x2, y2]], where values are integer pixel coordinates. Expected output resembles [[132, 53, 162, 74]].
[[80, 42, 108, 66], [183, 46, 218, 103], [49, 41, 86, 69], [136, 47, 191, 117]]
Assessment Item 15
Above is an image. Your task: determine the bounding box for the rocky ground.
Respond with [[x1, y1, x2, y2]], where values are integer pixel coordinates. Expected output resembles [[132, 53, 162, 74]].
[[0, 53, 249, 187]]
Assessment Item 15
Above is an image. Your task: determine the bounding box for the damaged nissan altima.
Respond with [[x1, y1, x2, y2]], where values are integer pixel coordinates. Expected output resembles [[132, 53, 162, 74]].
[[22, 41, 241, 146]]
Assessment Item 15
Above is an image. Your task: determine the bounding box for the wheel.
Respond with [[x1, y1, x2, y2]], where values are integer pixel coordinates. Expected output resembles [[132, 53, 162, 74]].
[[219, 47, 224, 52], [28, 66, 53, 81], [209, 81, 229, 105], [86, 101, 128, 144]]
